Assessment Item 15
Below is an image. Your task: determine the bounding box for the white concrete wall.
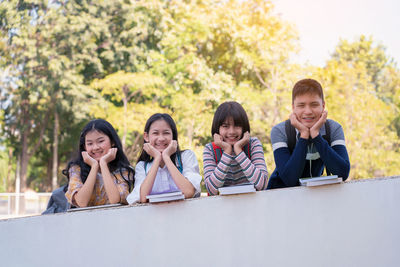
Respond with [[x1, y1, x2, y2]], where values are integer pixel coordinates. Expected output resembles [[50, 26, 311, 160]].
[[1, 177, 400, 267]]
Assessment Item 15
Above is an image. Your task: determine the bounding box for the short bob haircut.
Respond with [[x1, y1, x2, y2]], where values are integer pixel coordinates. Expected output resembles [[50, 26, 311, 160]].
[[211, 101, 250, 136], [292, 79, 324, 103]]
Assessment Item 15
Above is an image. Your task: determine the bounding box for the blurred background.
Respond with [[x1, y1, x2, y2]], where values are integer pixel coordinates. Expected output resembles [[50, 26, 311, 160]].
[[1, 0, 399, 217]]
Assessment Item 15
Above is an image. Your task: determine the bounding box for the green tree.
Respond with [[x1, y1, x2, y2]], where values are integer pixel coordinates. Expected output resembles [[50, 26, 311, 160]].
[[313, 36, 400, 179], [0, 0, 98, 191]]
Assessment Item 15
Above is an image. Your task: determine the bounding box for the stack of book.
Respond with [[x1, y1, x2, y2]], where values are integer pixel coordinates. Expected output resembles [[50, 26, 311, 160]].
[[299, 175, 343, 187], [218, 183, 256, 195], [146, 191, 185, 203], [67, 203, 122, 212]]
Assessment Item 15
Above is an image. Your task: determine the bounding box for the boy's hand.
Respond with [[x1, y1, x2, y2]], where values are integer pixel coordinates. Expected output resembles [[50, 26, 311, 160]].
[[162, 140, 177, 158], [234, 131, 250, 155], [82, 151, 99, 167], [289, 113, 310, 139], [100, 148, 117, 165], [143, 143, 161, 159], [310, 110, 327, 138], [213, 133, 232, 155]]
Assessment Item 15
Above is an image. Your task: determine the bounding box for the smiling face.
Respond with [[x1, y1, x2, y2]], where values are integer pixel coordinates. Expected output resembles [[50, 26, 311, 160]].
[[292, 93, 325, 128], [84, 130, 113, 161], [218, 117, 243, 145], [144, 119, 173, 153]]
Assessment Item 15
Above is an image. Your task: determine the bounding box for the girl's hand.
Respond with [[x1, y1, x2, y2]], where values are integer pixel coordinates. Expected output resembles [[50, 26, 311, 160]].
[[310, 110, 328, 139], [214, 133, 232, 154], [234, 131, 250, 154], [289, 112, 310, 139], [100, 147, 117, 165], [143, 143, 161, 159], [82, 151, 98, 167], [163, 140, 177, 158]]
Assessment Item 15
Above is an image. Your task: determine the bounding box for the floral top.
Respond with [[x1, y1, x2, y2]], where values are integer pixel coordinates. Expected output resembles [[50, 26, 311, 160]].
[[65, 165, 130, 207]]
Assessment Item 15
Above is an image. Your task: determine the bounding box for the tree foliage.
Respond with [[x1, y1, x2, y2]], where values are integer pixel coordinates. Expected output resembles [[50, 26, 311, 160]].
[[0, 1, 399, 192]]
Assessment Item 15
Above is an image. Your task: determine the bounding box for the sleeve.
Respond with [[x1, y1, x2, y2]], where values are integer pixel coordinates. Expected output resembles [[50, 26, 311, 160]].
[[312, 123, 350, 180], [64, 165, 83, 206], [181, 150, 202, 198], [203, 143, 235, 195], [234, 137, 268, 190], [271, 126, 308, 187], [113, 169, 130, 204], [126, 161, 146, 204]]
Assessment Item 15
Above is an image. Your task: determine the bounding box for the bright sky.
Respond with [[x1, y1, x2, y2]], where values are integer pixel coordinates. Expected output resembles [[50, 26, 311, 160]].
[[272, 0, 400, 67]]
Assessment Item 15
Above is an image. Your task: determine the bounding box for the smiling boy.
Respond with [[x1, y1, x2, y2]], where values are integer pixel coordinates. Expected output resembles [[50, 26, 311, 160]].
[[267, 79, 350, 189]]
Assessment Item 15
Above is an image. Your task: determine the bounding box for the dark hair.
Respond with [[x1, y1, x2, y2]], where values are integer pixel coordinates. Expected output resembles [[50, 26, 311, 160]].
[[292, 79, 324, 103], [211, 101, 250, 136], [137, 113, 182, 168], [62, 119, 134, 191]]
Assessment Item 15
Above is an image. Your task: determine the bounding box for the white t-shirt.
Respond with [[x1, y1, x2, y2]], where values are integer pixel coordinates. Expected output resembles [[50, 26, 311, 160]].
[[126, 150, 202, 204]]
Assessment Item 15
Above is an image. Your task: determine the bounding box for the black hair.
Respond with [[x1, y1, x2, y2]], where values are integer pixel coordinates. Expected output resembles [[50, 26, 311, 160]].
[[62, 119, 134, 191], [137, 113, 182, 168], [211, 101, 251, 136]]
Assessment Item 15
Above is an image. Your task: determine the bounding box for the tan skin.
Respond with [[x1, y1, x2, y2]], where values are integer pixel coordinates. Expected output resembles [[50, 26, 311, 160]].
[[291, 93, 327, 139], [138, 119, 195, 203], [73, 131, 122, 207], [213, 117, 250, 155]]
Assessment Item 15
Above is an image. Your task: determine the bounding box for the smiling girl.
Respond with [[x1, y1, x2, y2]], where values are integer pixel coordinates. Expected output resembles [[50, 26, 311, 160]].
[[126, 113, 202, 204], [203, 101, 269, 195], [64, 119, 134, 207]]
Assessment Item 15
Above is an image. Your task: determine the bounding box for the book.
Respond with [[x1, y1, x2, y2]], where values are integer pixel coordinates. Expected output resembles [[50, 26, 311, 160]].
[[146, 191, 185, 203], [218, 184, 256, 195], [299, 175, 342, 187], [67, 203, 122, 212]]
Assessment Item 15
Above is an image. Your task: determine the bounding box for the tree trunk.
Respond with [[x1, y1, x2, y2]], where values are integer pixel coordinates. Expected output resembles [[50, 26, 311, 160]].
[[5, 147, 13, 191], [52, 110, 59, 190], [187, 119, 194, 148], [121, 85, 130, 150], [20, 130, 29, 193]]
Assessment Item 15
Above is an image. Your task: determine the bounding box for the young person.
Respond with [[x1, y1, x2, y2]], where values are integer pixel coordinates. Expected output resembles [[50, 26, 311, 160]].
[[203, 101, 269, 195], [126, 113, 202, 204], [267, 79, 350, 189], [64, 119, 134, 207]]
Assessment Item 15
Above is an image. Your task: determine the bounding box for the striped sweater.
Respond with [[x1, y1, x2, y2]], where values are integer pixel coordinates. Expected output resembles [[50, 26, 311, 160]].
[[203, 137, 269, 195]]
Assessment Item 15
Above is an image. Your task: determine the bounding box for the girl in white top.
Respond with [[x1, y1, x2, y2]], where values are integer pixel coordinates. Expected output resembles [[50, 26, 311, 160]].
[[127, 113, 202, 204]]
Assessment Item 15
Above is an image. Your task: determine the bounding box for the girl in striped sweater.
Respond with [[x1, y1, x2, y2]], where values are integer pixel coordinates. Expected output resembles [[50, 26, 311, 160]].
[[203, 101, 269, 195]]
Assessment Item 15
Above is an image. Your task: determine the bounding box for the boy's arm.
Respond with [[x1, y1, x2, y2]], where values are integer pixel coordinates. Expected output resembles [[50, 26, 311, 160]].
[[271, 126, 308, 187], [312, 124, 350, 180]]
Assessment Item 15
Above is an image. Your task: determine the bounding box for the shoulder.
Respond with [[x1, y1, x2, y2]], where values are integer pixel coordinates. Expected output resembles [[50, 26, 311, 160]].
[[134, 161, 146, 171], [180, 150, 201, 172], [204, 142, 213, 150], [326, 119, 342, 130], [70, 164, 80, 171], [271, 121, 288, 144], [249, 137, 264, 155], [68, 164, 81, 176], [326, 119, 342, 129], [326, 119, 345, 141], [250, 136, 263, 147], [181, 150, 198, 162], [203, 143, 214, 156]]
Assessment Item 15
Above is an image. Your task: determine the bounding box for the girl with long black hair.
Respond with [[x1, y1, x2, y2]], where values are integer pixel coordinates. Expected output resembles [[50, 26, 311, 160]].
[[64, 119, 134, 207], [126, 113, 201, 203]]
